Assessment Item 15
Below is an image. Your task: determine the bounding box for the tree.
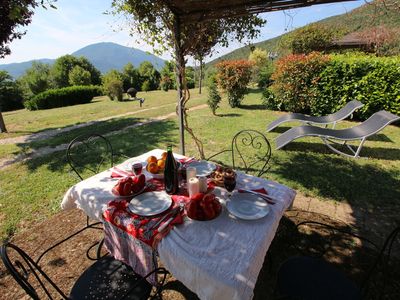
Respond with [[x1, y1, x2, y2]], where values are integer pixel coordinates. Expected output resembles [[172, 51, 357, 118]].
[[112, 0, 265, 157], [18, 61, 53, 98], [68, 65, 92, 86], [102, 69, 124, 101], [216, 60, 253, 108], [51, 55, 101, 88], [0, 0, 55, 132], [0, 71, 24, 132], [282, 24, 339, 54], [357, 25, 399, 56], [207, 74, 221, 115], [0, 0, 56, 58], [138, 61, 160, 90], [122, 63, 140, 91], [248, 48, 268, 84], [160, 61, 175, 91]]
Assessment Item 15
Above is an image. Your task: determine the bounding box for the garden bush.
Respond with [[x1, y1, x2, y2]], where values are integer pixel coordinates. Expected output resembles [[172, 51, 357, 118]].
[[312, 54, 400, 119], [268, 52, 400, 120], [270, 52, 330, 113], [24, 85, 102, 110], [207, 75, 221, 115], [216, 60, 253, 108]]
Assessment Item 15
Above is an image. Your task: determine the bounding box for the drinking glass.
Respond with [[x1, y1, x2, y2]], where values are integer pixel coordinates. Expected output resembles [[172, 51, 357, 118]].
[[132, 162, 143, 175], [223, 175, 236, 198]]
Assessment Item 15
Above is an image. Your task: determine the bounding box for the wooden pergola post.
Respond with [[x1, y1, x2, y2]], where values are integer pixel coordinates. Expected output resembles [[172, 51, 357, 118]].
[[0, 110, 7, 133], [173, 14, 186, 155]]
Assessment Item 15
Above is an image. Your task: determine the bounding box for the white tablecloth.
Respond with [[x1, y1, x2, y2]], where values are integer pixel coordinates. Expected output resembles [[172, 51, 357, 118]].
[[62, 149, 296, 300]]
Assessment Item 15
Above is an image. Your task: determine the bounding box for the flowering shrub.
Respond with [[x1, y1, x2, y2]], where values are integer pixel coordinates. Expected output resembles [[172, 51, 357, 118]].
[[270, 52, 330, 113], [216, 60, 253, 108], [268, 52, 400, 120]]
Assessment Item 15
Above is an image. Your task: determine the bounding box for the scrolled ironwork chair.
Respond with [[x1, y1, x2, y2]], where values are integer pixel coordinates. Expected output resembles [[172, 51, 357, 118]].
[[207, 129, 272, 177], [67, 133, 115, 181], [1, 241, 168, 300], [276, 222, 400, 300]]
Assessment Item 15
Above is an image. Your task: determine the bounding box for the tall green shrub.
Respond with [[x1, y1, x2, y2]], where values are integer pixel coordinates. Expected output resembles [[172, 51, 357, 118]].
[[216, 60, 253, 108], [207, 75, 221, 115], [271, 52, 330, 113], [102, 70, 124, 101]]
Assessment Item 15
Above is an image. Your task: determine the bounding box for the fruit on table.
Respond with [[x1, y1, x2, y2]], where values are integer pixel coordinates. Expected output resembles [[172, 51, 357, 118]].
[[145, 154, 167, 174], [186, 192, 221, 221], [147, 162, 159, 174], [157, 159, 165, 170], [161, 151, 168, 160], [147, 156, 158, 164], [132, 174, 146, 193], [114, 174, 146, 196]]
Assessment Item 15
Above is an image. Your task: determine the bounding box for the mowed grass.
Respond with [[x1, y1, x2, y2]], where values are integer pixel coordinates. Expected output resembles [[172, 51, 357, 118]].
[[0, 88, 399, 239], [0, 89, 205, 140], [0, 89, 206, 159]]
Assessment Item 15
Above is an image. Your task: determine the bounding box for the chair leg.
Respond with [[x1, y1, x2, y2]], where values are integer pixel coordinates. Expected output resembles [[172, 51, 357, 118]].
[[321, 137, 366, 159], [36, 218, 103, 264]]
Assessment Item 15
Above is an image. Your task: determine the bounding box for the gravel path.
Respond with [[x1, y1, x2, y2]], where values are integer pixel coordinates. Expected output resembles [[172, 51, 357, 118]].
[[0, 104, 207, 169], [0, 103, 175, 145]]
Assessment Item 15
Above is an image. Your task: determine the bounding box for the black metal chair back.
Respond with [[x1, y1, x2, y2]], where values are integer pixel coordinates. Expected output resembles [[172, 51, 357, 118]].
[[1, 241, 168, 300], [231, 130, 272, 177], [292, 222, 400, 299], [208, 129, 272, 177], [1, 243, 68, 300], [67, 133, 114, 180]]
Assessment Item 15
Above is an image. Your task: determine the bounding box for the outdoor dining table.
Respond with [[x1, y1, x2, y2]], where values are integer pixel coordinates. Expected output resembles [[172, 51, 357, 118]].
[[61, 149, 296, 300]]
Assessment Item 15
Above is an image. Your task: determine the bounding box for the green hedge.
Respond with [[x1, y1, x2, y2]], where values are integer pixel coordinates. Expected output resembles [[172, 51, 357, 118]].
[[267, 53, 400, 120], [24, 85, 102, 110], [312, 54, 400, 119]]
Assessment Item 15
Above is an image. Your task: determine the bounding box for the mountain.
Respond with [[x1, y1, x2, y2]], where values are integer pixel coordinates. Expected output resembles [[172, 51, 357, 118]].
[[207, 0, 400, 66], [0, 59, 54, 79], [0, 42, 165, 78], [72, 42, 165, 73]]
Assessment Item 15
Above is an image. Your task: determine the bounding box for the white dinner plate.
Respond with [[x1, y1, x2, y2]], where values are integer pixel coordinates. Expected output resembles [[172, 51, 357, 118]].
[[226, 192, 270, 220], [188, 160, 216, 177], [128, 191, 172, 216]]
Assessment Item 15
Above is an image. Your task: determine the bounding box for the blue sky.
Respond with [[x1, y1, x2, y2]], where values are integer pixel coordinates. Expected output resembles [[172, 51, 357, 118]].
[[1, 0, 365, 64]]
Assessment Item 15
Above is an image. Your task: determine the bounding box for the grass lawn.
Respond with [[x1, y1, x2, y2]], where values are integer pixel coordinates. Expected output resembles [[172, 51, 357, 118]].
[[0, 88, 399, 239], [0, 89, 205, 140]]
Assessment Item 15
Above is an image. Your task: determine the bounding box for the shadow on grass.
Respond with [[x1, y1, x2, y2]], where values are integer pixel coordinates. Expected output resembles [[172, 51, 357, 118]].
[[217, 113, 242, 117], [272, 152, 400, 206], [238, 104, 266, 110], [23, 119, 178, 172], [279, 141, 400, 161], [17, 117, 145, 150]]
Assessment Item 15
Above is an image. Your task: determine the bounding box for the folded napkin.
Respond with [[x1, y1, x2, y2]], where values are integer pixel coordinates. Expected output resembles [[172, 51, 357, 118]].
[[111, 166, 134, 178], [103, 198, 185, 248]]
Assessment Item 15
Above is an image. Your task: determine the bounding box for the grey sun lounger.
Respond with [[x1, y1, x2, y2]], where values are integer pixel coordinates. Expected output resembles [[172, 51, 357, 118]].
[[267, 100, 364, 132], [275, 110, 400, 158]]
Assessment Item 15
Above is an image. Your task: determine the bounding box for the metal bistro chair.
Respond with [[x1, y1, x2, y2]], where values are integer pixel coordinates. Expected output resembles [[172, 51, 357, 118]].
[[53, 133, 120, 261], [1, 241, 168, 299], [276, 222, 400, 300], [207, 129, 272, 177]]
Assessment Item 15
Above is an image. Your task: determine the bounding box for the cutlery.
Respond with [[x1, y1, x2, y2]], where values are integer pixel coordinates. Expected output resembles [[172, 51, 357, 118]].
[[145, 206, 181, 233], [157, 206, 182, 232], [239, 189, 277, 205]]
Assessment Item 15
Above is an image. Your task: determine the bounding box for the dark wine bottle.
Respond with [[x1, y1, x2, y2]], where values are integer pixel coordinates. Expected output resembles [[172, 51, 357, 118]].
[[164, 145, 179, 194]]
